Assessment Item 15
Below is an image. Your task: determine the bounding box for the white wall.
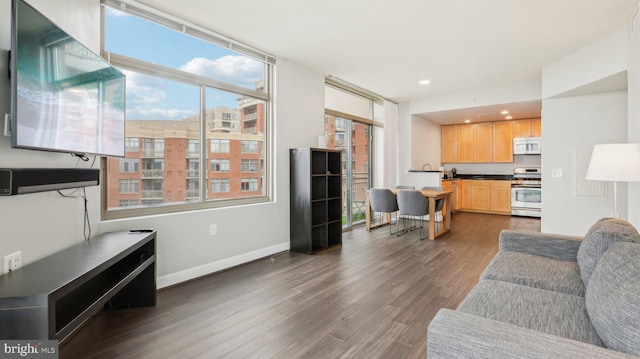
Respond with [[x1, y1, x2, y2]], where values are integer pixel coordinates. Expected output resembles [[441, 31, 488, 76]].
[[541, 91, 628, 235], [0, 0, 104, 267], [628, 1, 640, 228], [410, 116, 441, 170], [541, 25, 633, 235], [0, 0, 327, 288]]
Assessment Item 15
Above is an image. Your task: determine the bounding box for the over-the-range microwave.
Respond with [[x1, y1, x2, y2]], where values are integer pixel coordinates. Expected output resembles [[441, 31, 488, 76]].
[[513, 137, 542, 155]]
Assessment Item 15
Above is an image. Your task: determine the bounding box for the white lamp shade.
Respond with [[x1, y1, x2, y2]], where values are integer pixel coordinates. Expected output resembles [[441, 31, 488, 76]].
[[586, 143, 640, 182]]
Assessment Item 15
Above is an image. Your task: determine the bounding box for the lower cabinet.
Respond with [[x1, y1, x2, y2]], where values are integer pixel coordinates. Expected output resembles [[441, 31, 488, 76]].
[[459, 180, 511, 215]]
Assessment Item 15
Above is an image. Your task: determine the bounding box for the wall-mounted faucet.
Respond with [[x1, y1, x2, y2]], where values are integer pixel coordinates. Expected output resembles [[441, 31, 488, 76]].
[[422, 163, 432, 171]]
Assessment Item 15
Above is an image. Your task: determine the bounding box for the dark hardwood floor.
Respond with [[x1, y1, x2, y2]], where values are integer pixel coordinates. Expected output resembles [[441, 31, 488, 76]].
[[61, 212, 540, 359]]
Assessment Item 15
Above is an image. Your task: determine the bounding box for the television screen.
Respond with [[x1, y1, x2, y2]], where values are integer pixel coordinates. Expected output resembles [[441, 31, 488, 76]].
[[10, 0, 126, 157]]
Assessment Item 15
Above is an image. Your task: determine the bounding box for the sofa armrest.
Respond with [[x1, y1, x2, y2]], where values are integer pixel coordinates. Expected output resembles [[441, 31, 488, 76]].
[[499, 230, 583, 261], [427, 309, 635, 359]]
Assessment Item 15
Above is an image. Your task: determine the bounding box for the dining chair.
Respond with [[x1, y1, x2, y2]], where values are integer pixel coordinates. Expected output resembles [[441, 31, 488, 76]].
[[369, 188, 399, 235], [396, 190, 430, 240], [394, 185, 415, 190], [421, 186, 445, 221]]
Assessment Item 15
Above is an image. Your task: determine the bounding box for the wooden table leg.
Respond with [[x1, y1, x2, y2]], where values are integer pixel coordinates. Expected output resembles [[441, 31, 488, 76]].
[[428, 197, 436, 240], [365, 193, 371, 230], [444, 195, 451, 233]]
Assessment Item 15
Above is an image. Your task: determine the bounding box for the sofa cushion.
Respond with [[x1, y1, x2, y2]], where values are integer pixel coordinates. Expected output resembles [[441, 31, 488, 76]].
[[458, 280, 602, 346], [577, 218, 640, 286], [585, 242, 640, 355], [480, 250, 585, 296]]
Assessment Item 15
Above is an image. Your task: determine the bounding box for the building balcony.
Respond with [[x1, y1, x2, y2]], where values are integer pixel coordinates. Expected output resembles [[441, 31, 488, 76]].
[[186, 189, 200, 197], [243, 126, 257, 134], [186, 169, 200, 177], [141, 149, 164, 158], [142, 169, 164, 177], [141, 190, 164, 198]]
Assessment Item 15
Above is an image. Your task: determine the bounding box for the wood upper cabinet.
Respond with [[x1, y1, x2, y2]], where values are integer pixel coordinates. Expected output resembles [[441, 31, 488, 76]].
[[513, 118, 541, 138], [531, 118, 542, 137], [493, 121, 513, 162], [441, 125, 457, 163], [473, 122, 493, 163], [457, 124, 474, 163]]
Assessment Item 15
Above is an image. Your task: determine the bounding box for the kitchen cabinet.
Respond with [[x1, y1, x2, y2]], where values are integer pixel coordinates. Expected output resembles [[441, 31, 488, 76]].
[[473, 122, 493, 162], [458, 180, 511, 215], [442, 180, 458, 213], [441, 125, 458, 163], [457, 124, 474, 162], [459, 180, 471, 210], [513, 118, 541, 138], [493, 121, 513, 162], [490, 181, 512, 213]]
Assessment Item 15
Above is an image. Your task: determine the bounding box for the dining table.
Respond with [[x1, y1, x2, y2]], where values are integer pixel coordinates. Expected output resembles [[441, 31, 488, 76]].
[[365, 188, 452, 240]]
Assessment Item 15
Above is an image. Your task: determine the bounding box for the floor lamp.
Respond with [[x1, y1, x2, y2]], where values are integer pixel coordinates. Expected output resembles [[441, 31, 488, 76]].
[[585, 143, 640, 218]]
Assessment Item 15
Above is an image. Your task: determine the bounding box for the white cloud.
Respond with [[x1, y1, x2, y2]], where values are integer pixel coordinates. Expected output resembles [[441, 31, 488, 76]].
[[178, 56, 263, 87], [121, 70, 196, 120]]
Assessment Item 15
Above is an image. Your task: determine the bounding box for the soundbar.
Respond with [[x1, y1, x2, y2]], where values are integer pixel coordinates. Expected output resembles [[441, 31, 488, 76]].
[[0, 168, 100, 196]]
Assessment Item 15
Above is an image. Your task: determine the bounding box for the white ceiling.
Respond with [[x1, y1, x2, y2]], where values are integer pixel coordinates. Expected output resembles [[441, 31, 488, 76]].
[[141, 0, 637, 123]]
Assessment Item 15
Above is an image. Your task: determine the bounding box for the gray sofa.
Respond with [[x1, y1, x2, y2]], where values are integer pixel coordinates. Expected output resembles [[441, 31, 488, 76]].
[[427, 218, 640, 358]]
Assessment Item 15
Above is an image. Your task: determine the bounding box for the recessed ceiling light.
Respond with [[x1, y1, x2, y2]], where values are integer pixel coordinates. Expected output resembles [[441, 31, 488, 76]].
[[464, 119, 471, 123], [501, 110, 509, 115], [505, 115, 513, 120], [419, 80, 431, 85]]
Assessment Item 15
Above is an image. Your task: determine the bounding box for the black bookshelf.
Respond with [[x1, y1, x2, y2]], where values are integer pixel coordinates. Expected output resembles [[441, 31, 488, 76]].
[[290, 148, 342, 254]]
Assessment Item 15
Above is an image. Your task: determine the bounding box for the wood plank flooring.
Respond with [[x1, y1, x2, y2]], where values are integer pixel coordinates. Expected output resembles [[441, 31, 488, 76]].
[[60, 212, 540, 359]]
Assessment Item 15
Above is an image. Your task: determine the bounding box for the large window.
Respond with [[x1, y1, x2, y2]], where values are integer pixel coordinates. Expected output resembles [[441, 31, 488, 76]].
[[102, 0, 273, 219]]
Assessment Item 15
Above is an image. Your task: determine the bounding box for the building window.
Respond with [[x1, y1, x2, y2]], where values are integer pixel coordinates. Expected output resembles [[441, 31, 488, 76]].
[[241, 178, 259, 192], [119, 159, 139, 173], [211, 178, 230, 193], [119, 179, 139, 194], [125, 137, 139, 152], [211, 139, 230, 153], [102, 0, 272, 219], [241, 159, 259, 172], [241, 140, 258, 154], [210, 159, 230, 172]]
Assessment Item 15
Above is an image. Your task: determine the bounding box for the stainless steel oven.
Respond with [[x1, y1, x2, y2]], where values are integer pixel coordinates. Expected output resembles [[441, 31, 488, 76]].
[[511, 167, 541, 217]]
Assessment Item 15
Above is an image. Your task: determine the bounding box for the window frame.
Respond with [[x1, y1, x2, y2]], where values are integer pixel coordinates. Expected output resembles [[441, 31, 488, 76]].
[[100, 1, 274, 220]]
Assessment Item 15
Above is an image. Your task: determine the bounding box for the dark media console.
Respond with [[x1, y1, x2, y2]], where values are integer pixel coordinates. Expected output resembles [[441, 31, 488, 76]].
[[0, 231, 156, 342]]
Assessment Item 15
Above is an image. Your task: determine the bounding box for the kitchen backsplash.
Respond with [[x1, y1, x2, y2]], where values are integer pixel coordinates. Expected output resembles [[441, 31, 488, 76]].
[[443, 155, 541, 175]]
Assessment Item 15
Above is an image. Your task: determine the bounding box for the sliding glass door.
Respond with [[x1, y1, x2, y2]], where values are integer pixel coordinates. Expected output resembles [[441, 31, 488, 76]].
[[325, 115, 371, 229]]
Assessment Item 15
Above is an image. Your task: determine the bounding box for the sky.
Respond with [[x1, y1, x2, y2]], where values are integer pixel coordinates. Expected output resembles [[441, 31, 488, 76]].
[[105, 8, 265, 121]]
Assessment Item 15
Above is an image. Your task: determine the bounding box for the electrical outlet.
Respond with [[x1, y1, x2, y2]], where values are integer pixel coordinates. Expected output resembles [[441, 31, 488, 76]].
[[552, 169, 563, 178], [3, 251, 22, 274], [210, 224, 218, 236]]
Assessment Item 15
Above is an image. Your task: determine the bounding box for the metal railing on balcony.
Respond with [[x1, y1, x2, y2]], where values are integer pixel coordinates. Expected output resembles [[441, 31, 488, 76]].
[[186, 189, 200, 197], [186, 169, 200, 177], [343, 172, 369, 224], [141, 149, 164, 158], [142, 169, 164, 177], [141, 190, 164, 198]]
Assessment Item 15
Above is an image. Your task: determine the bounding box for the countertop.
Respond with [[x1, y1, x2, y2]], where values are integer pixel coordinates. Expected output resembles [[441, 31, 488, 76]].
[[408, 170, 442, 173], [444, 174, 513, 181]]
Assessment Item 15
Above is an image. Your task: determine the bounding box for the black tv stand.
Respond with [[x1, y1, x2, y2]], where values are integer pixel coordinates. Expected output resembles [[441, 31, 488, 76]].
[[0, 231, 156, 342]]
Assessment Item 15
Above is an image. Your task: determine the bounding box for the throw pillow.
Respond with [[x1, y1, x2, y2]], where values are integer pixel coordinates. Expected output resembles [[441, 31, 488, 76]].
[[585, 242, 640, 355], [577, 218, 640, 286]]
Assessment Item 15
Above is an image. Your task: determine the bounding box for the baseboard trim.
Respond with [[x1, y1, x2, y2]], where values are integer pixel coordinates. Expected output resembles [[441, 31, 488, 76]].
[[157, 242, 290, 289]]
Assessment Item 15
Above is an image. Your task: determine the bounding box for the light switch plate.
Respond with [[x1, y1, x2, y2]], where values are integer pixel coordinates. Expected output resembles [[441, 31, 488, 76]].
[[552, 169, 563, 178]]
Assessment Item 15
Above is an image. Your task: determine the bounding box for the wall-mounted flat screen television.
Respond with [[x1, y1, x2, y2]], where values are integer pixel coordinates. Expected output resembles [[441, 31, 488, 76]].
[[10, 0, 126, 157]]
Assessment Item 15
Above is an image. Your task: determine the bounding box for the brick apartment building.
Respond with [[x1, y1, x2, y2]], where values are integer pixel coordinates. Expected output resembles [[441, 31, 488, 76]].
[[106, 98, 265, 209]]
